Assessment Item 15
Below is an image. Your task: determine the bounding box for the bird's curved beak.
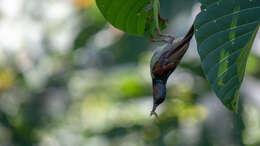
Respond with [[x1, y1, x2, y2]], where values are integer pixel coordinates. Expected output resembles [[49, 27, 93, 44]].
[[151, 79, 166, 115]]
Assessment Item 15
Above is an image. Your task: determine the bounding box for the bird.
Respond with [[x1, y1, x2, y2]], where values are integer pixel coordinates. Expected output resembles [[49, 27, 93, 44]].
[[150, 25, 194, 117]]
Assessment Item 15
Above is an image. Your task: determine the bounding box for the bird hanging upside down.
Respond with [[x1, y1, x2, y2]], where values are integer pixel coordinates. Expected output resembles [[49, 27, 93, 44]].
[[150, 25, 194, 117]]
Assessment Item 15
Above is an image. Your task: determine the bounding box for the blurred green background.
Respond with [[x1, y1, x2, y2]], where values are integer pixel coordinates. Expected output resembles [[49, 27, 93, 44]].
[[0, 0, 260, 146]]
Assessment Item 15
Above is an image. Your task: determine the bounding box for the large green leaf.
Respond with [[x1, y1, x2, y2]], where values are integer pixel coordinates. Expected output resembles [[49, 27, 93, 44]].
[[95, 0, 150, 36], [195, 0, 260, 111], [95, 0, 166, 36]]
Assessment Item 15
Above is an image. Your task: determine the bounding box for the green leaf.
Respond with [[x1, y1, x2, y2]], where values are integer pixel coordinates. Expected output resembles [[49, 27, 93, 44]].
[[152, 0, 160, 30], [195, 0, 260, 111], [95, 0, 166, 36]]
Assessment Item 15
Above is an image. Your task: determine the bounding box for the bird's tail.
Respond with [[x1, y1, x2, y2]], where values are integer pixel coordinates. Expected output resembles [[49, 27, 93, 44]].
[[167, 24, 194, 57]]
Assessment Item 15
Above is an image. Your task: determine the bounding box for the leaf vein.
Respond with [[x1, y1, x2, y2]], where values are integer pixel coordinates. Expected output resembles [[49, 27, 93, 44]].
[[198, 5, 260, 30], [203, 31, 253, 75], [199, 20, 259, 50], [201, 30, 253, 60]]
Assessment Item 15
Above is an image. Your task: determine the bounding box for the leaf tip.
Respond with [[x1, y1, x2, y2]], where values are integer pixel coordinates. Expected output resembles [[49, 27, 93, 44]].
[[225, 91, 240, 112]]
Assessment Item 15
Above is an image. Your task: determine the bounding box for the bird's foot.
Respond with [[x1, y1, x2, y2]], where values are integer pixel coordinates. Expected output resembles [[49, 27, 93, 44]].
[[156, 30, 175, 44], [148, 35, 168, 43]]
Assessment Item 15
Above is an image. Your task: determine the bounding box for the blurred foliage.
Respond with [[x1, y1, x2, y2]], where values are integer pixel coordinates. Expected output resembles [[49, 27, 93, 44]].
[[0, 0, 260, 146]]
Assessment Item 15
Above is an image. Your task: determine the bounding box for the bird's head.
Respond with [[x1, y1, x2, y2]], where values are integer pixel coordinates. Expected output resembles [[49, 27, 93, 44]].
[[151, 79, 166, 115]]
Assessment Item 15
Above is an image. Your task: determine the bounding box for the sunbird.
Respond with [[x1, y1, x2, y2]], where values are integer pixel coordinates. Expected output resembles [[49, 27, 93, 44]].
[[150, 25, 194, 116]]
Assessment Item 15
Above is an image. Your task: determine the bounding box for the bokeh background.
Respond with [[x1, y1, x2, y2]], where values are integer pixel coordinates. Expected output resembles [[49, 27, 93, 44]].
[[0, 0, 260, 146]]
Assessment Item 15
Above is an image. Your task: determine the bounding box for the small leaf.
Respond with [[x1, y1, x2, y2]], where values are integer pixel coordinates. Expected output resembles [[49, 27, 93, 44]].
[[195, 0, 260, 111]]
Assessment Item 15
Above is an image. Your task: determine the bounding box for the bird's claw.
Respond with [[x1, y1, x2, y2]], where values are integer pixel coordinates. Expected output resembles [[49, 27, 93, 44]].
[[148, 35, 169, 43], [156, 29, 175, 43], [148, 30, 175, 44]]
